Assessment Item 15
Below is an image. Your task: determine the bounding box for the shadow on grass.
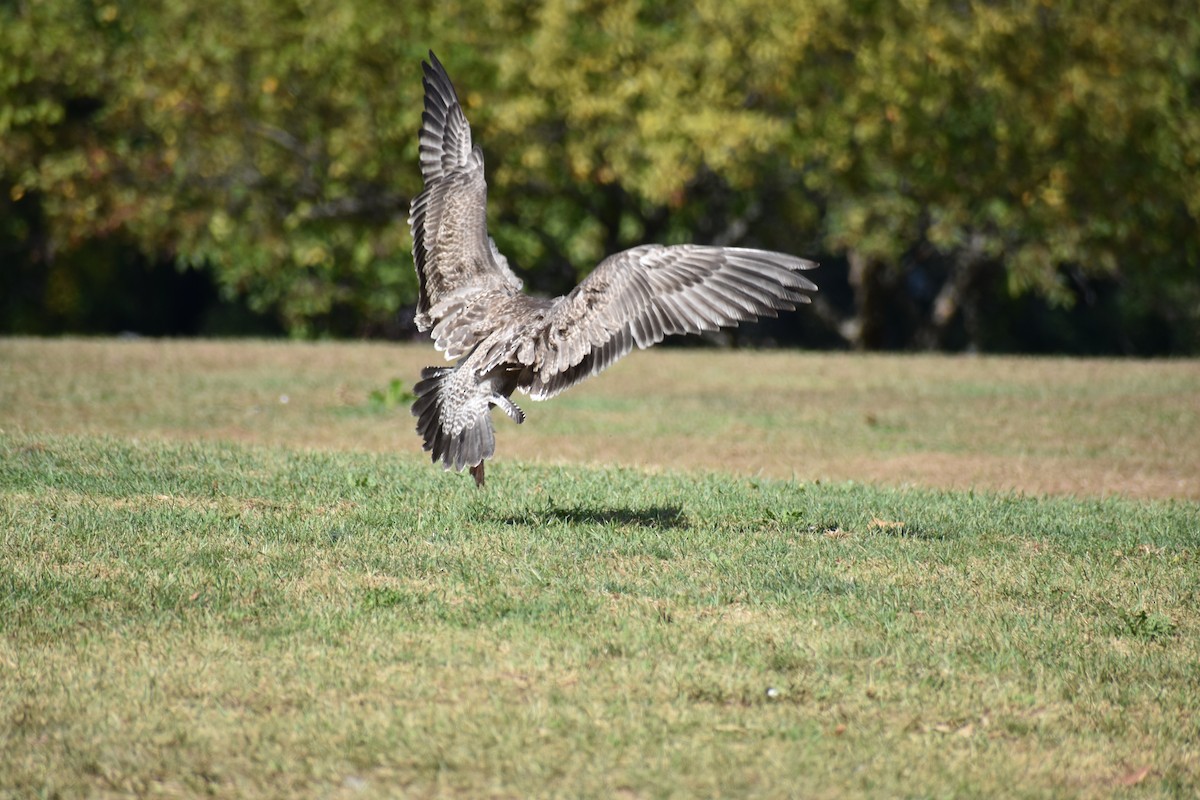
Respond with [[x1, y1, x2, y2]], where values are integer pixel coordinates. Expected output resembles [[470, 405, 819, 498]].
[[500, 505, 689, 530]]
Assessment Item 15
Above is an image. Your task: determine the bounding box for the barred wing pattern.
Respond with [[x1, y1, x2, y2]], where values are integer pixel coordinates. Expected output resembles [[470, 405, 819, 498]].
[[408, 52, 818, 486], [407, 51, 523, 353], [525, 244, 817, 400]]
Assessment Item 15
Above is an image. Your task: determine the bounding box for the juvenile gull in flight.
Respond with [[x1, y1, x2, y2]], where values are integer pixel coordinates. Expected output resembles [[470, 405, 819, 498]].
[[409, 51, 817, 486]]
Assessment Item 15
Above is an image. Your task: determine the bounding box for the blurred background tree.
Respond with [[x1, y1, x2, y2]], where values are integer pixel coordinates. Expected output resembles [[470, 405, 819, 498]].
[[2, 0, 1197, 351]]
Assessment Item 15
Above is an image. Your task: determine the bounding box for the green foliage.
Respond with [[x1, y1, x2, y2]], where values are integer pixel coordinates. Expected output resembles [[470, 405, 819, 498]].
[[1, 0, 435, 334], [1, 0, 1197, 346], [811, 1, 1200, 343], [1116, 607, 1179, 643], [367, 377, 417, 411]]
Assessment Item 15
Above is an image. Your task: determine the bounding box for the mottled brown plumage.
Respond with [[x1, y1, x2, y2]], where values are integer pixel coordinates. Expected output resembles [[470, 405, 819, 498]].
[[409, 52, 818, 486]]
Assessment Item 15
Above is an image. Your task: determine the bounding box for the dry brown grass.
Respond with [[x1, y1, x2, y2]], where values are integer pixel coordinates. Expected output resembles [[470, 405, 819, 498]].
[[2, 337, 1196, 499]]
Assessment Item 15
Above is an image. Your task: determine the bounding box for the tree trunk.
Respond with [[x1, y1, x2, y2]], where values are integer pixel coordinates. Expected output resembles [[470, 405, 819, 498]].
[[919, 242, 998, 351], [846, 250, 891, 350]]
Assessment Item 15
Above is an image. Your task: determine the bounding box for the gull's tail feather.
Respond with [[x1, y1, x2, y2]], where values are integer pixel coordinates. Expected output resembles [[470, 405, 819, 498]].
[[412, 366, 497, 485]]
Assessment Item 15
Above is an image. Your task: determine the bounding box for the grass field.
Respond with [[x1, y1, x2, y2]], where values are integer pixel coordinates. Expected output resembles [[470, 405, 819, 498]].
[[2, 338, 1197, 499], [2, 338, 1199, 798]]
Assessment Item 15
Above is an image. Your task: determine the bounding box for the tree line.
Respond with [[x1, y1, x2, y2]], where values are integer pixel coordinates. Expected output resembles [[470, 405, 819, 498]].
[[2, 0, 1197, 352]]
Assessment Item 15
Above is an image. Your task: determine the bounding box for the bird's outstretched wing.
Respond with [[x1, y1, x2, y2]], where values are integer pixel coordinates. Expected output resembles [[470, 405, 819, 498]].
[[523, 245, 817, 400], [408, 51, 524, 358]]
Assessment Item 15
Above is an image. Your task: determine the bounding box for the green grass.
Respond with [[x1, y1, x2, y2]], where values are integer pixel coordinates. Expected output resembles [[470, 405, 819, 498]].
[[3, 433, 1198, 798]]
